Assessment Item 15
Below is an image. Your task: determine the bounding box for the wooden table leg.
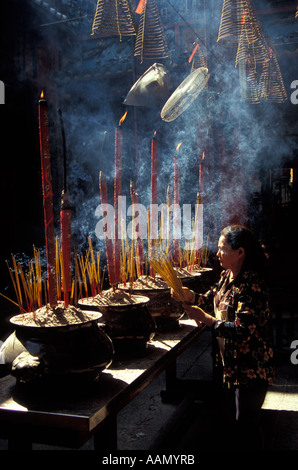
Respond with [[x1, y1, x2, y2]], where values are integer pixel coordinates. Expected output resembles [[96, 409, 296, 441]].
[[8, 430, 32, 450], [94, 414, 117, 451]]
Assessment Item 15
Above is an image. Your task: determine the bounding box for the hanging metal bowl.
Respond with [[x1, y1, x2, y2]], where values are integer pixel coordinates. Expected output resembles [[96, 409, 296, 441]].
[[161, 67, 210, 122], [123, 63, 171, 108]]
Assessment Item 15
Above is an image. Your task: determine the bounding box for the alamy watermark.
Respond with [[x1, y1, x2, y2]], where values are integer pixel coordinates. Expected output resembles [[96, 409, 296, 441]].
[[0, 81, 4, 104], [94, 196, 203, 250], [290, 340, 298, 364], [290, 80, 298, 104]]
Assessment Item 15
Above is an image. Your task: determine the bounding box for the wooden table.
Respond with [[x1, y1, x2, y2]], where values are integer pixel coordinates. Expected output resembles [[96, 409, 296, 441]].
[[0, 319, 206, 450]]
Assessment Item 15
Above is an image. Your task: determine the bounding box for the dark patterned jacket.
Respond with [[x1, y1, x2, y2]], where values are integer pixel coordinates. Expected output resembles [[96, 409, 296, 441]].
[[197, 269, 275, 388]]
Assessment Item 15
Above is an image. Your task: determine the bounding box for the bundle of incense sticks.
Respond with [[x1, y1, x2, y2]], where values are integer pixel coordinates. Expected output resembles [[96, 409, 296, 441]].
[[149, 254, 187, 302], [75, 237, 104, 300], [3, 248, 47, 314]]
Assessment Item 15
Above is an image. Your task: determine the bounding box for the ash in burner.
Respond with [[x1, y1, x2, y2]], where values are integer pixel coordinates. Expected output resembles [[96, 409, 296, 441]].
[[10, 302, 101, 327], [93, 288, 149, 306]]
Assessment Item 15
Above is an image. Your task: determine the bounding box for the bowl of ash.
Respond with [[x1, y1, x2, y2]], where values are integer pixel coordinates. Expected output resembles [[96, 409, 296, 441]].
[[0, 302, 114, 385], [78, 288, 156, 355]]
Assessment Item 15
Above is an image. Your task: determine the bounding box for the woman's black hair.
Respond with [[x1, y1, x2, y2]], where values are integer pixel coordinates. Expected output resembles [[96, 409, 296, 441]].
[[221, 224, 268, 274]]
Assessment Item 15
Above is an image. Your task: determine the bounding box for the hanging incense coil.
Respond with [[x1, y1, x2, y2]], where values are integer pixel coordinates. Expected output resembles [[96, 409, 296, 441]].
[[217, 0, 246, 46], [239, 66, 261, 103], [91, 0, 136, 39], [237, 34, 287, 103], [161, 67, 209, 122], [134, 0, 169, 63], [235, 7, 268, 69], [258, 44, 287, 103], [295, 6, 298, 20], [217, 0, 263, 47]]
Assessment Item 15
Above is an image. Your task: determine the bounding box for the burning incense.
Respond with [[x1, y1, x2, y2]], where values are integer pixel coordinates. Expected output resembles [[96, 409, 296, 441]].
[[199, 151, 205, 203], [149, 131, 158, 276], [114, 111, 127, 284], [58, 108, 72, 307], [151, 131, 157, 205], [173, 143, 182, 264], [60, 191, 71, 306], [130, 180, 145, 277], [166, 186, 173, 257], [188, 43, 199, 63], [149, 254, 187, 302], [38, 91, 57, 307], [99, 171, 117, 287]]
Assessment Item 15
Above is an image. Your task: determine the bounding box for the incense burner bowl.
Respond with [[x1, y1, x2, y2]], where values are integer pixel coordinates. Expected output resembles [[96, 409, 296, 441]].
[[78, 294, 156, 355], [118, 283, 184, 332], [0, 311, 114, 385], [184, 267, 214, 292]]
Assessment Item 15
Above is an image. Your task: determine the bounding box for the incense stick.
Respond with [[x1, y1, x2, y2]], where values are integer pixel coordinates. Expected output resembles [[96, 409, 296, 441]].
[[149, 254, 187, 302]]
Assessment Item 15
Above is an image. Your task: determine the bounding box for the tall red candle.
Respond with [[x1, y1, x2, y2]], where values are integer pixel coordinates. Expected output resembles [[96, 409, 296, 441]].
[[38, 92, 57, 307]]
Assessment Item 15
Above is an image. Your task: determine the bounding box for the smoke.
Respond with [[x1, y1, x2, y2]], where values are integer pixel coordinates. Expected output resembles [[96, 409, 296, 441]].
[[9, 0, 298, 259]]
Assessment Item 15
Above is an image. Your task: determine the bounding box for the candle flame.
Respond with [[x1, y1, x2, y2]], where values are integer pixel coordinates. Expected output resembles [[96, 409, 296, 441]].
[[119, 111, 128, 127], [202, 151, 205, 161], [40, 90, 44, 99], [176, 142, 182, 152]]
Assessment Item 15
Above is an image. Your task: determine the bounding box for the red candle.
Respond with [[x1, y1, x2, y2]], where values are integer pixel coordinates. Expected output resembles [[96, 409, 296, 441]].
[[38, 91, 57, 307], [99, 171, 116, 287], [173, 143, 181, 265]]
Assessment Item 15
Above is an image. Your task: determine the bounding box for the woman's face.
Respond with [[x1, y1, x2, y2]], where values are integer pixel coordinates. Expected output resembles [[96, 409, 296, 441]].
[[216, 235, 244, 271]]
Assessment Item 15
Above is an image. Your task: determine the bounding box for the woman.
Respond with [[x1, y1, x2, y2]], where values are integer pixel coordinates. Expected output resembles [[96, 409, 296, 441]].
[[174, 224, 274, 449]]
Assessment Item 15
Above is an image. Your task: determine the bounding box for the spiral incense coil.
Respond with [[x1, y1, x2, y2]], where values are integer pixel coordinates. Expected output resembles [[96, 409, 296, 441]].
[[218, 0, 263, 47], [217, 0, 249, 46], [134, 0, 169, 63], [161, 67, 209, 122], [91, 0, 136, 40], [258, 46, 287, 103], [238, 36, 287, 103]]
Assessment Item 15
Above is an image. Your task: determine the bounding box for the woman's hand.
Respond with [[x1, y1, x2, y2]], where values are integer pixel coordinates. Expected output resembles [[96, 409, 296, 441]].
[[183, 303, 204, 324], [182, 303, 216, 328], [170, 287, 195, 304]]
